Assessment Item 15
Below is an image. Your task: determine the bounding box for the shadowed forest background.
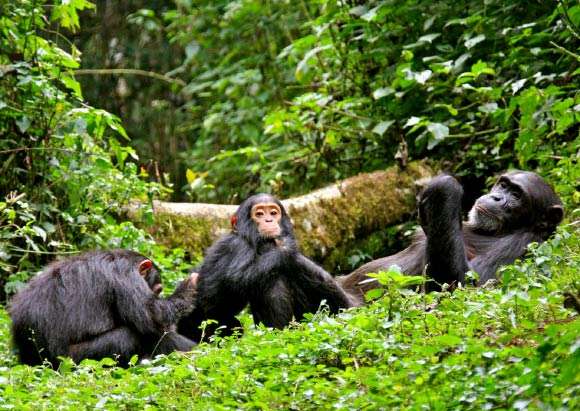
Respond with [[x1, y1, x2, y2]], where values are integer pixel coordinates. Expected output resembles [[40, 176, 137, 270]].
[[0, 0, 578, 408]]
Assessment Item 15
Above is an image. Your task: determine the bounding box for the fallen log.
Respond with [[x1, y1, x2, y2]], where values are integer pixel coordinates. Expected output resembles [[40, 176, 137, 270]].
[[128, 161, 434, 269]]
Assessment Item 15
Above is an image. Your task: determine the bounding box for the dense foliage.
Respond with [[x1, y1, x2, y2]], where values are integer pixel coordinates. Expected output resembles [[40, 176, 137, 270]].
[[0, 0, 578, 408], [74, 0, 579, 203]]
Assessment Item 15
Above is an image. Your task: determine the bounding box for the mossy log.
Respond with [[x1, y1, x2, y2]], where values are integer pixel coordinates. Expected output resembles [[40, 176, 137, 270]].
[[128, 161, 434, 268]]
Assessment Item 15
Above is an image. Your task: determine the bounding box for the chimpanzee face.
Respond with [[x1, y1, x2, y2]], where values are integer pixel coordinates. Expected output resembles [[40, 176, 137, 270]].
[[467, 171, 563, 233], [468, 175, 527, 232], [139, 259, 163, 295], [251, 202, 282, 238]]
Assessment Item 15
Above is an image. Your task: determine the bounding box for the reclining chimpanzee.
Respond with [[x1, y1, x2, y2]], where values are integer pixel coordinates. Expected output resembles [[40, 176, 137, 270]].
[[10, 250, 198, 367], [178, 193, 355, 342], [339, 170, 563, 303]]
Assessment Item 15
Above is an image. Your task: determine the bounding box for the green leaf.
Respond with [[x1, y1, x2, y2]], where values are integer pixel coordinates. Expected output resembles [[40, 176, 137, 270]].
[[94, 158, 111, 170], [31, 226, 47, 241], [372, 87, 395, 100], [404, 116, 422, 128], [471, 61, 495, 77], [372, 120, 395, 136], [16, 116, 31, 133], [434, 103, 458, 115], [433, 334, 462, 347], [365, 288, 384, 301], [295, 46, 331, 83], [478, 102, 498, 113], [61, 75, 83, 99], [511, 79, 527, 95], [418, 33, 441, 43], [426, 122, 449, 149], [361, 6, 380, 22], [465, 34, 485, 49]]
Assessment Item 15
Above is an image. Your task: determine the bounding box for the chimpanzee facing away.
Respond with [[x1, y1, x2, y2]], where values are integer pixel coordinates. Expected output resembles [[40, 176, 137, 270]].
[[9, 250, 198, 367], [177, 193, 355, 342], [339, 171, 564, 303]]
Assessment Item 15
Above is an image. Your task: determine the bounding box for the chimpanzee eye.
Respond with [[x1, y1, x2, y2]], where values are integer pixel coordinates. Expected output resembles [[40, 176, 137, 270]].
[[512, 190, 521, 200], [499, 181, 507, 189], [271, 210, 278, 216], [256, 211, 264, 217]]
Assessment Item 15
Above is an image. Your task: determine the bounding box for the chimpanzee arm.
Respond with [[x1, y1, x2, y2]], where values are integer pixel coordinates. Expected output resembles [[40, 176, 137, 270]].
[[154, 276, 198, 324], [292, 254, 356, 311], [419, 175, 469, 289], [113, 273, 196, 336], [218, 235, 296, 289]]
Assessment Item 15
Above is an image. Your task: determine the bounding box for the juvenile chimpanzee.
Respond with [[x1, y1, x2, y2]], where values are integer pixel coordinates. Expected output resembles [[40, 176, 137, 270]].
[[339, 171, 563, 302], [9, 250, 198, 367], [178, 193, 355, 341]]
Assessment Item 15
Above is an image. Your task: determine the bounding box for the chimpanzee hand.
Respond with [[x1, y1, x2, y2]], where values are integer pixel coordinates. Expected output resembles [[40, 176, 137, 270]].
[[271, 237, 300, 268], [168, 272, 199, 317]]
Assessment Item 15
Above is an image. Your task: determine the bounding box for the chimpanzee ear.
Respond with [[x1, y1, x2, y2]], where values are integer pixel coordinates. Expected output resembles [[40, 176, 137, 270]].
[[139, 259, 153, 276], [547, 205, 564, 225]]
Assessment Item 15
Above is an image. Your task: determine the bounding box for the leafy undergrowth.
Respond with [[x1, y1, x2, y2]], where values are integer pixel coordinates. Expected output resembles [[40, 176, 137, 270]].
[[0, 226, 578, 410]]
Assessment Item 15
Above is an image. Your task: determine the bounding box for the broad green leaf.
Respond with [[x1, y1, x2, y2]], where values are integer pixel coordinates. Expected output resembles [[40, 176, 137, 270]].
[[404, 116, 421, 128], [418, 33, 441, 43], [511, 79, 527, 95], [372, 120, 395, 136], [478, 102, 498, 113], [16, 116, 31, 133], [372, 87, 395, 100], [427, 122, 449, 149], [365, 288, 384, 301], [465, 34, 485, 49]]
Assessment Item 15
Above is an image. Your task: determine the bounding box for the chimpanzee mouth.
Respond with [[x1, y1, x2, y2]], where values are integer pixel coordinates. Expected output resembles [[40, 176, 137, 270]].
[[262, 229, 281, 238], [475, 205, 497, 218], [468, 206, 501, 231]]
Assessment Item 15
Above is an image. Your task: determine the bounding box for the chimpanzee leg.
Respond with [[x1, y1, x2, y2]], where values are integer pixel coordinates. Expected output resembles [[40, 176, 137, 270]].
[[419, 175, 469, 290], [178, 306, 243, 342], [250, 279, 294, 328], [68, 327, 143, 365], [152, 330, 195, 355]]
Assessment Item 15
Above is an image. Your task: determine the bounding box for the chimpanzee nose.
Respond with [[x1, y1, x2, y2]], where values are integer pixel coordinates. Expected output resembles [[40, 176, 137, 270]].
[[491, 193, 502, 202]]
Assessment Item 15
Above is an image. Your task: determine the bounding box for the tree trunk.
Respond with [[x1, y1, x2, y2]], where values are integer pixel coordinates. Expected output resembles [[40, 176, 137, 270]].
[[128, 161, 434, 268]]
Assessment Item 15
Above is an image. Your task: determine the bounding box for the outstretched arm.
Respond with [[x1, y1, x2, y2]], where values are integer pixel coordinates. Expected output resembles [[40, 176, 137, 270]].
[[293, 254, 357, 311], [113, 272, 197, 336]]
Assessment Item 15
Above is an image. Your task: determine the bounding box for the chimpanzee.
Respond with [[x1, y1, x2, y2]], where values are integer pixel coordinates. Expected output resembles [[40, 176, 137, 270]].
[[9, 249, 198, 367], [339, 171, 564, 302], [177, 193, 355, 342]]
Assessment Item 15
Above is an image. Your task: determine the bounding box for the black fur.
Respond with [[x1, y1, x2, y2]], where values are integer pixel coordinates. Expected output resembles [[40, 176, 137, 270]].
[[9, 249, 197, 367], [339, 171, 563, 301], [178, 193, 355, 342]]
